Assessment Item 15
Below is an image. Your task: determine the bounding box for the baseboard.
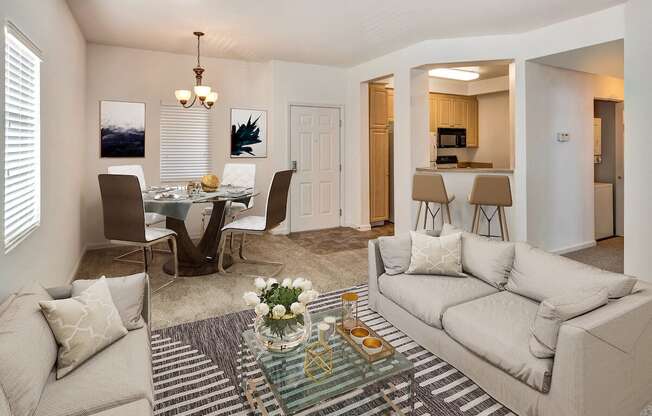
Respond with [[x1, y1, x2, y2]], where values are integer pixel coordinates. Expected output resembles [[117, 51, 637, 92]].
[[270, 227, 289, 235], [355, 223, 372, 232], [551, 240, 597, 255]]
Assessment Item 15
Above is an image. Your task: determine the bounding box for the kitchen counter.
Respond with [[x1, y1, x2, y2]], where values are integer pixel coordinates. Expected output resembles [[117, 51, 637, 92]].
[[417, 167, 514, 174]]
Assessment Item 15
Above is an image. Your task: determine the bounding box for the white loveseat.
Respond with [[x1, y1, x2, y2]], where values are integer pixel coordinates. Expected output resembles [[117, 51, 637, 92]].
[[368, 230, 652, 416]]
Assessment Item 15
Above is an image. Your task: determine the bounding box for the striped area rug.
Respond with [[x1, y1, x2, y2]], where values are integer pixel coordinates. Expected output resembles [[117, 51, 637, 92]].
[[151, 285, 514, 416]]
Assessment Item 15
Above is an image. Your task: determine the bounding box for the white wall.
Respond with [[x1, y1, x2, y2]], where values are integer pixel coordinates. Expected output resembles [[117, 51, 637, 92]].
[[624, 0, 652, 281], [525, 62, 623, 253], [83, 45, 347, 245], [0, 0, 86, 298]]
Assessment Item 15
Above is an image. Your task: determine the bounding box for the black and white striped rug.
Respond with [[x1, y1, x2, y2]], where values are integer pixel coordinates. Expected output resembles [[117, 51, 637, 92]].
[[151, 285, 514, 416]]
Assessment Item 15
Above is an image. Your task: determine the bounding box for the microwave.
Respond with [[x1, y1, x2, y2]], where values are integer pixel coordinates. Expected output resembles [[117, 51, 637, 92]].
[[437, 128, 466, 148]]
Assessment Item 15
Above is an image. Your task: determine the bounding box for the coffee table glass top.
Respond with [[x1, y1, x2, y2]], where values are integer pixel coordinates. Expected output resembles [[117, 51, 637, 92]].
[[241, 307, 414, 415]]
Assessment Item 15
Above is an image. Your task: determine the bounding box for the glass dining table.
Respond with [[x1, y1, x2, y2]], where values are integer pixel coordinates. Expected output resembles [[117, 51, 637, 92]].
[[142, 185, 257, 276]]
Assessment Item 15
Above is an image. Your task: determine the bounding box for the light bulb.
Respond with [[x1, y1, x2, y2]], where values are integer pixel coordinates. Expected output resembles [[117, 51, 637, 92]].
[[194, 85, 211, 100], [205, 91, 218, 104], [175, 89, 191, 104]]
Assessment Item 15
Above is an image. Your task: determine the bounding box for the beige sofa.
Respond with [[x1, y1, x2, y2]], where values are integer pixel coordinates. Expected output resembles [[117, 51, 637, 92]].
[[368, 236, 652, 416], [0, 274, 153, 416]]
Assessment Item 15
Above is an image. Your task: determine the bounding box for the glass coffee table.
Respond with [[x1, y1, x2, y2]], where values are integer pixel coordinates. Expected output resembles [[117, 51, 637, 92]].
[[239, 307, 415, 415]]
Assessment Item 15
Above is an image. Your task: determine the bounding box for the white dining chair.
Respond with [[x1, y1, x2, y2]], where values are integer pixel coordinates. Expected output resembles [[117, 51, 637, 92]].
[[201, 163, 256, 231], [108, 165, 166, 264]]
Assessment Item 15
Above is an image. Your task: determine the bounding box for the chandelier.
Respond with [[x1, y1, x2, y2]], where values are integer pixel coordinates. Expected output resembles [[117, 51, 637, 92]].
[[174, 32, 218, 109]]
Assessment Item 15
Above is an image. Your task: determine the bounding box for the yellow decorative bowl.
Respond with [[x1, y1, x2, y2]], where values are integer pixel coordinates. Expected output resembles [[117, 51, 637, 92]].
[[362, 337, 383, 355], [201, 174, 219, 192], [350, 327, 369, 344]]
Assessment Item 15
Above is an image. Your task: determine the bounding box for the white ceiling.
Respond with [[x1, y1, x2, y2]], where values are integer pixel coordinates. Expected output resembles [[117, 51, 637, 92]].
[[532, 40, 624, 78], [66, 0, 625, 66]]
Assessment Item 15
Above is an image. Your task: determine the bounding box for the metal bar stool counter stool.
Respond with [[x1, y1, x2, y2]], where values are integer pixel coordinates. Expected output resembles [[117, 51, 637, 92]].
[[412, 173, 455, 230], [98, 174, 179, 293], [468, 175, 512, 241]]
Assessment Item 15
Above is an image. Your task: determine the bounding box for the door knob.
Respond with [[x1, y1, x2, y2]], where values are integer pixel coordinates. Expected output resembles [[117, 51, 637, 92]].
[[291, 161, 297, 172]]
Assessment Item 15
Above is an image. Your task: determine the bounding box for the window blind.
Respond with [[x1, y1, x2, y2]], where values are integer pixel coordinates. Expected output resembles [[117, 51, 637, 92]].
[[4, 27, 41, 252], [160, 104, 211, 182]]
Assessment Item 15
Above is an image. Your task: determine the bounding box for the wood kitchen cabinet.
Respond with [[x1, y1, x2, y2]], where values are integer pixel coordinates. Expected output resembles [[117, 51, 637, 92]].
[[429, 93, 478, 146], [369, 84, 388, 129], [429, 93, 437, 132], [466, 98, 478, 147], [369, 129, 390, 222], [387, 88, 394, 122], [437, 95, 453, 127]]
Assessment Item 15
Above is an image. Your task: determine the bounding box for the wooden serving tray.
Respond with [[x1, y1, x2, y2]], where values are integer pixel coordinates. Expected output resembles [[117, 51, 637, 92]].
[[335, 321, 395, 363]]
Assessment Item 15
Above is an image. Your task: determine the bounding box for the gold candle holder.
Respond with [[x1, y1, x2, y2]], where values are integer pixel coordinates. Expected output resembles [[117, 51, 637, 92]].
[[303, 342, 333, 381], [341, 292, 359, 330]]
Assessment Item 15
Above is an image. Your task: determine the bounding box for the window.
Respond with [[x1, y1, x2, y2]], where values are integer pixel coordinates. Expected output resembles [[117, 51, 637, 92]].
[[4, 24, 41, 252], [160, 104, 211, 182]]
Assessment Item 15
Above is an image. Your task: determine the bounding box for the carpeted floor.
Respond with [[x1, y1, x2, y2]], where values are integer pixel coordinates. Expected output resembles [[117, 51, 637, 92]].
[[152, 285, 514, 416], [564, 237, 624, 273]]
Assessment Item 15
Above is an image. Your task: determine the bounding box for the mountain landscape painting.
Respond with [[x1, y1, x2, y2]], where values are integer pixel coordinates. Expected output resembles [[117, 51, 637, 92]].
[[231, 108, 267, 158], [100, 101, 145, 158]]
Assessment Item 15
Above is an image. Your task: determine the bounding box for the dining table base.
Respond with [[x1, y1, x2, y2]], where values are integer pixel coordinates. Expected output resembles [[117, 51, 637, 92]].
[[162, 200, 234, 277]]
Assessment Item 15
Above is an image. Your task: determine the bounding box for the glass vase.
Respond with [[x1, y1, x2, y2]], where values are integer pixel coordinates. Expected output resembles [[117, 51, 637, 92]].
[[254, 310, 312, 353]]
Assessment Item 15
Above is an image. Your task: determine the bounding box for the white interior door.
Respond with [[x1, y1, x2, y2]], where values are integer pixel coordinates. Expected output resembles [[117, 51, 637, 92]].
[[290, 106, 341, 232], [615, 101, 625, 236]]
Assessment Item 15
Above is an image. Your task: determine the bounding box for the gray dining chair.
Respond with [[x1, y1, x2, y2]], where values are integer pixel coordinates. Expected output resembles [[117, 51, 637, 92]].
[[217, 169, 292, 277], [98, 174, 178, 292]]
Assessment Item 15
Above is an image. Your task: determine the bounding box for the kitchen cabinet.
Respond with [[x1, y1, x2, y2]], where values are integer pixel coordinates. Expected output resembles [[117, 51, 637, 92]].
[[429, 93, 479, 146], [369, 128, 390, 222], [369, 84, 388, 129], [387, 88, 394, 122]]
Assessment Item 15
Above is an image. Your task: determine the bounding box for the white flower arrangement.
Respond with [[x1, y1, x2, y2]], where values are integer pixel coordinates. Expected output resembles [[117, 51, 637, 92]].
[[243, 277, 319, 339]]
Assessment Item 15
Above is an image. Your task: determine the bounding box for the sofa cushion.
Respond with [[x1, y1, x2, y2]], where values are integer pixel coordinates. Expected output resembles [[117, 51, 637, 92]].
[[530, 287, 609, 358], [406, 231, 464, 277], [89, 399, 151, 416], [0, 282, 58, 416], [507, 242, 636, 302], [441, 223, 515, 288], [378, 273, 497, 329], [72, 273, 147, 330], [442, 291, 553, 393], [378, 234, 411, 275], [39, 277, 128, 378], [35, 326, 152, 416]]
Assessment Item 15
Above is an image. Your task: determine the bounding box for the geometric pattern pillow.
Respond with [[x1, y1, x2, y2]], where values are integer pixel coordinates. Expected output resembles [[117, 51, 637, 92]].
[[406, 231, 464, 277], [39, 277, 128, 378]]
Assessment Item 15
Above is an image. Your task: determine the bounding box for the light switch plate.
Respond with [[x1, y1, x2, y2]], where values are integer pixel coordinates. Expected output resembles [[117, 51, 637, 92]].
[[556, 132, 570, 142]]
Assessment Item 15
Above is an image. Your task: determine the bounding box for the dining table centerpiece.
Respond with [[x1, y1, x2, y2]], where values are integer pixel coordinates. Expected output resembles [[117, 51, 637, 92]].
[[243, 277, 319, 353]]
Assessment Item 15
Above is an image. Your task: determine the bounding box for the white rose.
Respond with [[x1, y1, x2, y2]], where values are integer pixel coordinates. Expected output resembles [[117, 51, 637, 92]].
[[243, 291, 261, 306], [266, 278, 278, 289], [301, 280, 313, 291], [254, 277, 267, 290], [306, 290, 319, 302], [272, 304, 286, 319], [281, 278, 292, 287], [290, 302, 305, 315], [255, 303, 270, 317], [292, 278, 305, 289], [298, 292, 309, 304]]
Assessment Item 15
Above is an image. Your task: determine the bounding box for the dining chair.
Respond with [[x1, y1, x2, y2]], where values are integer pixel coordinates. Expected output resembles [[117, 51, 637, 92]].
[[98, 174, 178, 292], [217, 169, 292, 277], [201, 163, 256, 231]]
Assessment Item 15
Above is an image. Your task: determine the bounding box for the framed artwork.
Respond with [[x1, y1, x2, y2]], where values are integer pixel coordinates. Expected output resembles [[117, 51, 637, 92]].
[[100, 100, 145, 158], [230, 108, 267, 158]]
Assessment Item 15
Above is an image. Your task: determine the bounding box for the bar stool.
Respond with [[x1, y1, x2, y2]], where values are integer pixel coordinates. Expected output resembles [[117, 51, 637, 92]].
[[412, 173, 455, 230], [469, 175, 512, 241]]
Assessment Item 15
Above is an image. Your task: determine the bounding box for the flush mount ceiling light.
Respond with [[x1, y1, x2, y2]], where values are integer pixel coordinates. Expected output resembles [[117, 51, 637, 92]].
[[174, 32, 217, 109], [428, 68, 480, 81]]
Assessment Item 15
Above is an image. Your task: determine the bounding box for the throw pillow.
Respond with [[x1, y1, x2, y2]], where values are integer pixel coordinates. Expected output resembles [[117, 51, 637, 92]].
[[72, 273, 146, 330], [0, 282, 58, 416], [441, 223, 515, 288], [378, 234, 412, 275], [529, 287, 609, 358], [39, 277, 128, 378], [406, 231, 463, 276], [507, 242, 636, 302]]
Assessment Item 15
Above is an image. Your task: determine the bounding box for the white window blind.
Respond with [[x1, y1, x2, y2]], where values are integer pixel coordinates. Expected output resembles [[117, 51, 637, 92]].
[[160, 104, 211, 182], [4, 25, 41, 252]]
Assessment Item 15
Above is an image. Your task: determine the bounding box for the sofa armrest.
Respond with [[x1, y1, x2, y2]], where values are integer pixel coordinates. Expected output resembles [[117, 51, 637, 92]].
[[368, 239, 384, 310], [547, 281, 652, 416]]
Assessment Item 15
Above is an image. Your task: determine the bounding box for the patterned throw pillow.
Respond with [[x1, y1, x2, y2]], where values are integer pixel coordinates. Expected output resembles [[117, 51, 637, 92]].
[[406, 231, 464, 276], [39, 277, 128, 378]]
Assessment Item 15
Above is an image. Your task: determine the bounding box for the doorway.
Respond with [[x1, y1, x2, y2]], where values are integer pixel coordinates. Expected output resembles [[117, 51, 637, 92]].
[[289, 105, 342, 232]]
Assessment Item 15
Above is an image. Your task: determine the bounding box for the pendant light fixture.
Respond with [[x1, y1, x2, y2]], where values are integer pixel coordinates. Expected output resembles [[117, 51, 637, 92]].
[[174, 32, 218, 109]]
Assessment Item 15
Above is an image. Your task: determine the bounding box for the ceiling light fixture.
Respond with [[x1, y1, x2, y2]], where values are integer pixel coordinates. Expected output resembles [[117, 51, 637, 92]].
[[174, 32, 217, 109], [428, 68, 480, 81]]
